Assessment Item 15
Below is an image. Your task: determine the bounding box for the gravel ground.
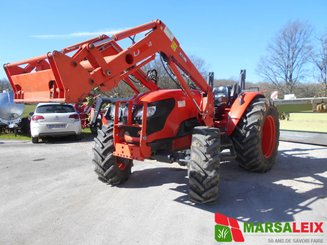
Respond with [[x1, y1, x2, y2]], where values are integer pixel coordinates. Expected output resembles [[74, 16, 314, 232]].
[[0, 138, 326, 245]]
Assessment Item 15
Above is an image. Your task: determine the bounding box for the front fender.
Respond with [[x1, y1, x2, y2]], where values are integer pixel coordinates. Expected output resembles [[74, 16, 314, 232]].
[[226, 92, 264, 135]]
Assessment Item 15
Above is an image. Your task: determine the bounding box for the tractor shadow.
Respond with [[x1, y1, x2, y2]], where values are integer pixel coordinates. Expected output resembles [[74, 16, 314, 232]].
[[38, 132, 95, 144], [173, 145, 327, 223], [124, 144, 327, 223], [123, 166, 187, 189]]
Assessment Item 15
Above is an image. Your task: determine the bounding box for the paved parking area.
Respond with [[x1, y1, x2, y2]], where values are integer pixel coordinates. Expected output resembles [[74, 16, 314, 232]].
[[0, 139, 326, 245]]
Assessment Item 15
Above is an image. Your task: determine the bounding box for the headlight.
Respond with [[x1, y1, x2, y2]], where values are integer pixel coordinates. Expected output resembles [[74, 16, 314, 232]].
[[135, 106, 156, 118], [147, 106, 156, 117]]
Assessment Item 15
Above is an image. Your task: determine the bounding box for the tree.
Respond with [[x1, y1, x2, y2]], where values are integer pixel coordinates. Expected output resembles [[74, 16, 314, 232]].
[[144, 56, 179, 89], [99, 54, 209, 98], [144, 54, 208, 89], [189, 55, 209, 78], [311, 34, 327, 96], [257, 21, 312, 94]]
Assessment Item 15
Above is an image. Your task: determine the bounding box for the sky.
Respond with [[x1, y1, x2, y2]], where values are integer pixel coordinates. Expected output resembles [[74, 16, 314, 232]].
[[0, 0, 326, 83]]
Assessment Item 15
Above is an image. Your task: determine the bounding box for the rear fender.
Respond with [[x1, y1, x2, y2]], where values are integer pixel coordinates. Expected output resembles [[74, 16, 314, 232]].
[[226, 92, 264, 135]]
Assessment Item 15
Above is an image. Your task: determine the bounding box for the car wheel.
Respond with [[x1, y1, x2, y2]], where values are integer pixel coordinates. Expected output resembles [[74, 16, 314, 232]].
[[32, 137, 39, 144], [75, 134, 82, 141]]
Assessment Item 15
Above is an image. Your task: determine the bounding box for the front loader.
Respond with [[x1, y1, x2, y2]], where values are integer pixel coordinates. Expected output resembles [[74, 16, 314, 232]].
[[4, 19, 279, 203]]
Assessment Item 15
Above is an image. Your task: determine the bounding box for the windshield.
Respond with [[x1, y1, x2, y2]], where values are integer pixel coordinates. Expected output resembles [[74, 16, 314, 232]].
[[36, 105, 75, 114]]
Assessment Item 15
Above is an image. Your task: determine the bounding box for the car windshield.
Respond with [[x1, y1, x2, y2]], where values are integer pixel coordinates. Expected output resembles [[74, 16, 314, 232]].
[[36, 105, 75, 114]]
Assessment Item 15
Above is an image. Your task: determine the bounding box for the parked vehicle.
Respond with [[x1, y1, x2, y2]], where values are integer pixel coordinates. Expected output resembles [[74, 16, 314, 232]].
[[0, 90, 24, 134], [30, 103, 82, 143]]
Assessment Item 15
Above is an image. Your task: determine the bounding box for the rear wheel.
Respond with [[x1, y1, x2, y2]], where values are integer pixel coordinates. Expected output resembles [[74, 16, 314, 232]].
[[232, 98, 279, 172], [92, 125, 132, 185], [32, 137, 38, 144], [189, 126, 221, 203]]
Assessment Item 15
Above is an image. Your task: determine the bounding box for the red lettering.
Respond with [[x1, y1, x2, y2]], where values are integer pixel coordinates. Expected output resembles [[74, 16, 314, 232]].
[[310, 222, 313, 232], [292, 222, 300, 233], [314, 222, 323, 233], [301, 222, 309, 232]]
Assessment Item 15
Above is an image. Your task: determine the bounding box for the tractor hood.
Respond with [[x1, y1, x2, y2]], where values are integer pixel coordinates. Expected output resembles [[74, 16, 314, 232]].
[[136, 89, 202, 104]]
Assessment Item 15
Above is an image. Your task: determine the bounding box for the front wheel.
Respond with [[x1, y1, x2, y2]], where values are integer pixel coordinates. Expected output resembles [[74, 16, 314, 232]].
[[188, 126, 221, 203], [232, 97, 279, 172], [92, 125, 132, 185]]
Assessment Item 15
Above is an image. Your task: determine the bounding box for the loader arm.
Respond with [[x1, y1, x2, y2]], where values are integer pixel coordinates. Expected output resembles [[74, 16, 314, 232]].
[[4, 19, 214, 126]]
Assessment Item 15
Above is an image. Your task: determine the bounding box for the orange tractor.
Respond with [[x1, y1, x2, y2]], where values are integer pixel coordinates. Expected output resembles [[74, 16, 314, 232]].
[[4, 20, 279, 203]]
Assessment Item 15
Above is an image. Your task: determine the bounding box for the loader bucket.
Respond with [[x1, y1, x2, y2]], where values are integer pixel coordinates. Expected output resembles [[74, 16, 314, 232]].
[[4, 22, 167, 104], [3, 35, 113, 103], [4, 51, 94, 103]]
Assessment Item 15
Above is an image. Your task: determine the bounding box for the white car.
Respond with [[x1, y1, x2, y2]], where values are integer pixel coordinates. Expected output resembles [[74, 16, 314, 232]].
[[30, 103, 82, 143]]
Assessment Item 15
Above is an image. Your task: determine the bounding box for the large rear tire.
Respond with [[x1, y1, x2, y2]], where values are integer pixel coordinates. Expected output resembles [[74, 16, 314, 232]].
[[92, 125, 132, 185], [232, 98, 279, 172], [189, 126, 221, 203]]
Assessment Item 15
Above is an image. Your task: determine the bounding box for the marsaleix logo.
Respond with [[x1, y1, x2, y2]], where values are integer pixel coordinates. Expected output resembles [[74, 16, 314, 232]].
[[215, 213, 244, 242], [214, 213, 324, 243]]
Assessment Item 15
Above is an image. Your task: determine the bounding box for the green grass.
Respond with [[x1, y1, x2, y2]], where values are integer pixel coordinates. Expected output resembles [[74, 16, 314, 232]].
[[81, 128, 92, 136], [22, 104, 37, 118], [280, 112, 327, 133], [0, 133, 31, 140], [276, 103, 312, 113]]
